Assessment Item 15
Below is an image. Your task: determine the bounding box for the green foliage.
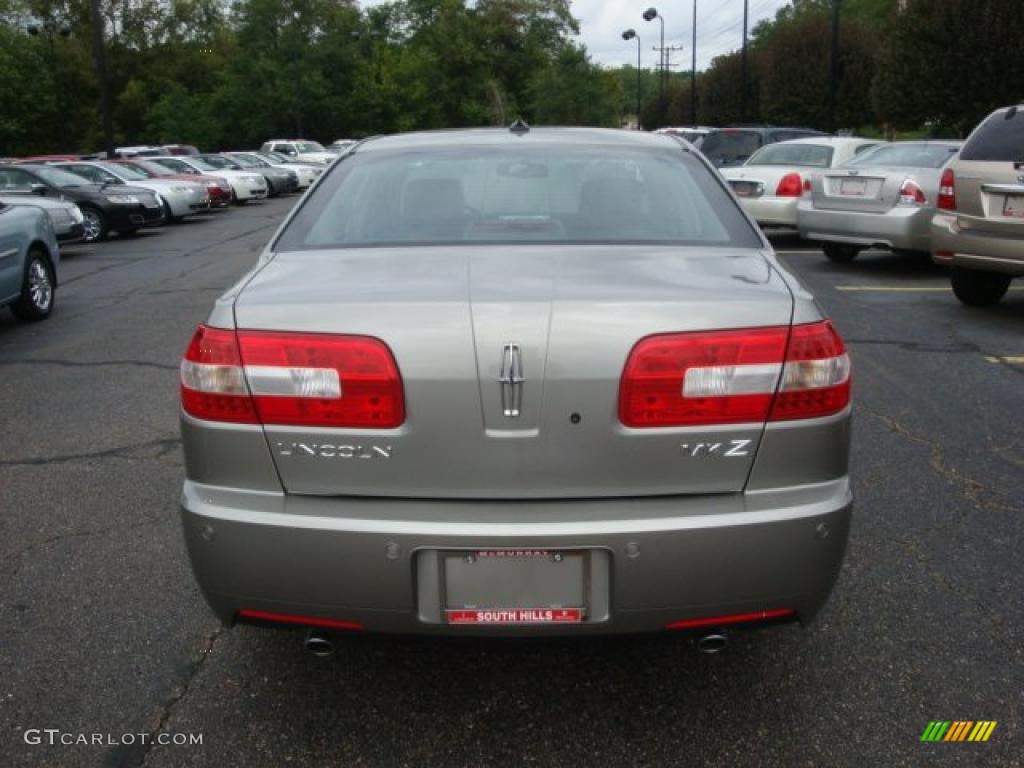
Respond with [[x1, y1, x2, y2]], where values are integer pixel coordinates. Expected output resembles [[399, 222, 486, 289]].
[[529, 45, 622, 126], [0, 0, 620, 155], [873, 0, 1024, 135]]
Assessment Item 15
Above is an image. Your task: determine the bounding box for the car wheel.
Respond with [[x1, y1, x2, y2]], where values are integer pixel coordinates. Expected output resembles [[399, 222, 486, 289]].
[[11, 248, 55, 322], [235, 197, 248, 206], [950, 267, 1011, 307], [80, 207, 108, 243], [822, 243, 861, 262], [161, 199, 179, 223], [266, 179, 279, 198]]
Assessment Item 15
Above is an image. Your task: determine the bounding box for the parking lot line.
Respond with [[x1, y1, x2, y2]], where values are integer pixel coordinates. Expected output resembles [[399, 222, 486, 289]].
[[836, 285, 1024, 293], [984, 356, 1024, 365]]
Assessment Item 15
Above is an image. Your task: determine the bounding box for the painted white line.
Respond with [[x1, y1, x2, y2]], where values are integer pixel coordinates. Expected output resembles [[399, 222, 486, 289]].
[[984, 355, 1024, 365]]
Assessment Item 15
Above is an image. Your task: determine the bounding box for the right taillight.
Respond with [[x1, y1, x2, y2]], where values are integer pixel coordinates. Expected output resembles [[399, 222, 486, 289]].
[[937, 168, 956, 211], [181, 325, 405, 428], [775, 172, 805, 198], [619, 321, 850, 428]]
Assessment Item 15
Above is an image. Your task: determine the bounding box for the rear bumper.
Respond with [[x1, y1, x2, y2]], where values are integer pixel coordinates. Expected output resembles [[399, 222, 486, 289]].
[[931, 213, 1024, 274], [798, 202, 931, 251], [181, 478, 852, 636], [739, 196, 801, 227]]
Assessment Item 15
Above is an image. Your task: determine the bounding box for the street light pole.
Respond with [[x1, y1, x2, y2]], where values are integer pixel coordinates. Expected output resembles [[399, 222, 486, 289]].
[[643, 8, 665, 98], [828, 0, 842, 132], [740, 0, 749, 123], [88, 0, 114, 157], [622, 29, 641, 128], [691, 0, 697, 125]]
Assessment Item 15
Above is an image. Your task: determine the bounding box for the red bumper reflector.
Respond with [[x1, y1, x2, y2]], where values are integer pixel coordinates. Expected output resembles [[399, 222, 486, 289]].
[[236, 609, 365, 631], [664, 608, 796, 631]]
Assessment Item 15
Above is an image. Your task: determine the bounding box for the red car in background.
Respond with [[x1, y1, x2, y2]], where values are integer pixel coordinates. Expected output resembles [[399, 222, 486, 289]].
[[109, 159, 233, 208]]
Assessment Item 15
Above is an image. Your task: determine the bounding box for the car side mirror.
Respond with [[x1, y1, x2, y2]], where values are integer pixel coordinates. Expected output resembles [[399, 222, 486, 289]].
[[30, 183, 48, 196]]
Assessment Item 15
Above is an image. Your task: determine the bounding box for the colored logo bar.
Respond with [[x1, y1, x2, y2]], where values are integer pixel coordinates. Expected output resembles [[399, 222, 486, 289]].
[[921, 721, 997, 742]]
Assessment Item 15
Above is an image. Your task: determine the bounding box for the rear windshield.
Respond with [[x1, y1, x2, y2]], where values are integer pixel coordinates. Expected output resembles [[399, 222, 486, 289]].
[[847, 143, 960, 168], [960, 109, 1024, 162], [699, 131, 762, 164], [275, 145, 761, 250], [747, 143, 834, 168]]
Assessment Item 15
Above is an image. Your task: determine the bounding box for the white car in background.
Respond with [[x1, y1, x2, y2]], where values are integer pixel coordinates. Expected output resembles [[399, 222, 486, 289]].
[[722, 137, 883, 228], [54, 160, 209, 221], [147, 156, 269, 204], [259, 139, 336, 165], [233, 151, 323, 189]]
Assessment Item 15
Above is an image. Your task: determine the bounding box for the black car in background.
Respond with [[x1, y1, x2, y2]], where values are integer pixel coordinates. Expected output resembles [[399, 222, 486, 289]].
[[0, 164, 164, 243], [700, 126, 828, 168]]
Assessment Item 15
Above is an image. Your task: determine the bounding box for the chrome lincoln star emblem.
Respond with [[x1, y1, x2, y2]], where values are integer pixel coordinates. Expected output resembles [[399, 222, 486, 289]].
[[498, 343, 525, 418]]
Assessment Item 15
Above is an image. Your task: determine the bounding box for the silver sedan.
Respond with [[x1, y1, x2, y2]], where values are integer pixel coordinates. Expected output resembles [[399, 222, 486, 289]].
[[798, 141, 962, 261], [178, 127, 853, 643]]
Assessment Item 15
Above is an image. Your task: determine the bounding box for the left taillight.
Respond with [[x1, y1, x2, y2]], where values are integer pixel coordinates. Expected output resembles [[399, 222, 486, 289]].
[[180, 325, 405, 428], [898, 179, 928, 207], [618, 321, 851, 428]]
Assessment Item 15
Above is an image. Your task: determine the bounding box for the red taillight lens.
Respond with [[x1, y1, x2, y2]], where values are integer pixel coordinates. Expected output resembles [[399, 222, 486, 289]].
[[769, 321, 851, 421], [937, 168, 956, 211], [619, 321, 850, 428], [238, 331, 404, 428], [898, 179, 928, 207], [180, 325, 405, 428], [775, 172, 805, 197], [180, 325, 258, 423]]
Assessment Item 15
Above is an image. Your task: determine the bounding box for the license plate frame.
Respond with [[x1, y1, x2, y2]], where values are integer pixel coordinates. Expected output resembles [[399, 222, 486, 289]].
[[440, 549, 589, 626], [840, 178, 867, 196], [731, 181, 760, 198], [1003, 195, 1024, 219]]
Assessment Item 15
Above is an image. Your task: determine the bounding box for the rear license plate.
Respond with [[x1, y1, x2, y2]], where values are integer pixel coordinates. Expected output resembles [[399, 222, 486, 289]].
[[442, 549, 586, 625], [840, 178, 867, 196], [1003, 195, 1024, 219], [731, 181, 759, 198]]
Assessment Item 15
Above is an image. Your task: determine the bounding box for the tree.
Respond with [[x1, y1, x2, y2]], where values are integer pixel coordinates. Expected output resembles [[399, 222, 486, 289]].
[[529, 45, 621, 126]]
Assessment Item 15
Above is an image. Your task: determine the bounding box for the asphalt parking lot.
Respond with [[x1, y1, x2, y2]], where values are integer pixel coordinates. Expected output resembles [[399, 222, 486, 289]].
[[2, 198, 1022, 767]]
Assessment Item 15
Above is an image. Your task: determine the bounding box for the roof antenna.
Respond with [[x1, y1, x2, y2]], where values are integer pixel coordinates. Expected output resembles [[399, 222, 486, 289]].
[[509, 118, 530, 135]]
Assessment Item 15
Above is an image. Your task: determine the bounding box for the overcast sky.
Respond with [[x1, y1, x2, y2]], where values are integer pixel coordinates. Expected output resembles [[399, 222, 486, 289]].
[[359, 0, 794, 71], [575, 0, 792, 70]]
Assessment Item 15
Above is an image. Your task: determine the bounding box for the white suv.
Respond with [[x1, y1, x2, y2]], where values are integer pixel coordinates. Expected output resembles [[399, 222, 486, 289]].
[[259, 140, 335, 165]]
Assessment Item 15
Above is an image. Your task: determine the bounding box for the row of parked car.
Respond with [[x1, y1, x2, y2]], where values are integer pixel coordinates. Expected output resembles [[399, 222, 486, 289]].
[[684, 108, 1023, 307], [0, 138, 356, 322]]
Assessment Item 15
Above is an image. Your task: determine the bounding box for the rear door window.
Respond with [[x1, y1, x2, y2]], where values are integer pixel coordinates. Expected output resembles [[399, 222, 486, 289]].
[[960, 109, 1024, 162]]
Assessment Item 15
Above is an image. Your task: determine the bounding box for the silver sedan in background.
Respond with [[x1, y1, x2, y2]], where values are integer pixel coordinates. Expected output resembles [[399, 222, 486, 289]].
[[798, 141, 962, 262]]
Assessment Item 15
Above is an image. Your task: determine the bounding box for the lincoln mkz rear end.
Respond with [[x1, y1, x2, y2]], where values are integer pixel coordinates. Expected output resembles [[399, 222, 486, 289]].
[[179, 128, 853, 642]]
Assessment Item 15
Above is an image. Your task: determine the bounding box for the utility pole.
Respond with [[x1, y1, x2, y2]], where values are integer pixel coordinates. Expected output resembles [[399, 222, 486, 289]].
[[740, 0, 749, 123], [828, 0, 842, 133], [88, 0, 114, 157], [691, 0, 697, 125]]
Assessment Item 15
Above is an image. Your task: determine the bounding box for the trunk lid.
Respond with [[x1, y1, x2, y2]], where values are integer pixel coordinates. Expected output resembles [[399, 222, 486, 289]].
[[812, 167, 898, 213], [952, 160, 1024, 235], [234, 246, 794, 499]]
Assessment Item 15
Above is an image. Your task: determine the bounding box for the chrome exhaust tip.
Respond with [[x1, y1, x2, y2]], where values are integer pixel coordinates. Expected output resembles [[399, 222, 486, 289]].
[[303, 629, 334, 657], [697, 633, 728, 654]]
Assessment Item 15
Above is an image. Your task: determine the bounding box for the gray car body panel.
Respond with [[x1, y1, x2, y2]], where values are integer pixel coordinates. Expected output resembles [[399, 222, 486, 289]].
[[180, 127, 851, 635], [0, 204, 59, 307]]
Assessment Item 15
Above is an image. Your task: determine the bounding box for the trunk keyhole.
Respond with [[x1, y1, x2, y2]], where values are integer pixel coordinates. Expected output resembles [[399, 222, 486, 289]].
[[570, 413, 582, 424]]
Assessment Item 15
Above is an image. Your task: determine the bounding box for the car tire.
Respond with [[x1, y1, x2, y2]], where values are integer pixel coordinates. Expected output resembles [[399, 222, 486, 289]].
[[823, 243, 861, 262], [161, 199, 179, 223], [10, 247, 55, 322], [266, 179, 279, 198], [80, 206, 108, 243], [950, 267, 1011, 307]]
